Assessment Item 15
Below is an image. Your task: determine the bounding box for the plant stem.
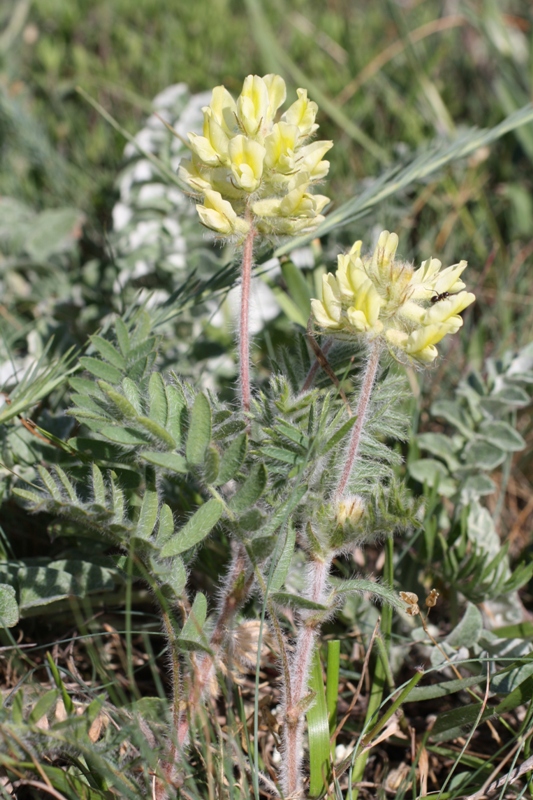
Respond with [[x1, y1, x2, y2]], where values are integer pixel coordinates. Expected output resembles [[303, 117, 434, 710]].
[[350, 535, 394, 798], [335, 340, 382, 500], [177, 545, 252, 747], [282, 556, 331, 798], [239, 213, 255, 414]]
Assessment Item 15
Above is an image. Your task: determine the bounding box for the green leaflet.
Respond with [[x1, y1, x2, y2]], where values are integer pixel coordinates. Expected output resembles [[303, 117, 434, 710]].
[[90, 336, 126, 370], [229, 463, 267, 513], [186, 392, 212, 466], [79, 356, 123, 385], [216, 432, 247, 485], [148, 372, 168, 426], [178, 592, 210, 651], [0, 584, 19, 627], [269, 521, 296, 591], [271, 592, 328, 611], [141, 451, 188, 474], [160, 498, 223, 557], [136, 488, 159, 540]]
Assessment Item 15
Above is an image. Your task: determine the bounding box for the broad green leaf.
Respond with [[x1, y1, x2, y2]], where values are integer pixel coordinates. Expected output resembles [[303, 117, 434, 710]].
[[141, 451, 188, 473], [491, 385, 530, 407], [460, 474, 496, 500], [271, 592, 328, 611], [186, 392, 212, 466], [79, 357, 123, 384], [431, 400, 473, 438], [417, 432, 461, 471], [178, 592, 210, 651], [445, 602, 483, 648], [216, 433, 247, 485], [463, 438, 506, 470], [160, 498, 223, 557], [0, 584, 19, 627], [408, 459, 457, 497], [90, 336, 126, 370], [478, 420, 526, 452], [18, 562, 115, 611], [229, 463, 267, 513], [148, 372, 168, 426]]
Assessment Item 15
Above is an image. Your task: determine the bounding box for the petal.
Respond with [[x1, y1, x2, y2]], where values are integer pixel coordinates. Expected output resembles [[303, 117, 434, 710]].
[[262, 74, 287, 117], [237, 75, 270, 136], [210, 86, 238, 134], [188, 133, 220, 166], [433, 260, 469, 294], [311, 298, 342, 329], [322, 273, 342, 322], [423, 291, 475, 324], [282, 88, 319, 137]]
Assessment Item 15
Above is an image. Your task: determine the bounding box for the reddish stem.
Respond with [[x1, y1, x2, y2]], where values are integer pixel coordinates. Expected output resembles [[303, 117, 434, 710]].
[[239, 216, 256, 414], [335, 341, 381, 500]]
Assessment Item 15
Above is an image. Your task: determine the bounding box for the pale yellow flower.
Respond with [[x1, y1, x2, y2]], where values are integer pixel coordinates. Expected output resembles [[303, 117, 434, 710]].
[[181, 74, 332, 240], [311, 231, 475, 365]]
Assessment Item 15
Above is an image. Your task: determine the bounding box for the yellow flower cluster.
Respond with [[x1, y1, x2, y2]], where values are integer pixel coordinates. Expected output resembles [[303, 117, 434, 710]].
[[180, 74, 332, 239], [311, 231, 475, 365]]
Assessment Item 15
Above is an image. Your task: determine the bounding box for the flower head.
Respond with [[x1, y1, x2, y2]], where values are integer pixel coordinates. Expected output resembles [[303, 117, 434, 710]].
[[180, 74, 332, 239], [311, 231, 475, 365]]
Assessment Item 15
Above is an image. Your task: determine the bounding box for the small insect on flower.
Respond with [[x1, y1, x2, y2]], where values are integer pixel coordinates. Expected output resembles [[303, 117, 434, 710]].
[[430, 291, 450, 303], [399, 591, 420, 616]]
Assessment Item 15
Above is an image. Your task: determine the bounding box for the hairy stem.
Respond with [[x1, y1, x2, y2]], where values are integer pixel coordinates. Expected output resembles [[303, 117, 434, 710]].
[[335, 340, 382, 500], [351, 536, 394, 798], [177, 545, 252, 747], [239, 214, 256, 415], [282, 556, 331, 798]]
